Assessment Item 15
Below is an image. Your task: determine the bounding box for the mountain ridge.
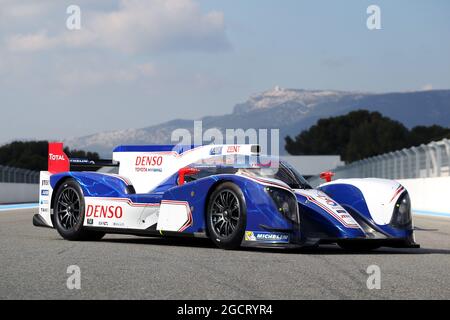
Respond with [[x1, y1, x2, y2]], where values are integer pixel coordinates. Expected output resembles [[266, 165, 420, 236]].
[[63, 87, 450, 157]]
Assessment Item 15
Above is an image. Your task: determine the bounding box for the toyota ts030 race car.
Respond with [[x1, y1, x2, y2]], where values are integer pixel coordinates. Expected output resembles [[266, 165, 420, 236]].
[[33, 142, 419, 251]]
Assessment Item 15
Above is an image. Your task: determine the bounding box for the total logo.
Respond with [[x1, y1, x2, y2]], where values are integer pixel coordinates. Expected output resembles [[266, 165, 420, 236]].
[[48, 153, 66, 161], [86, 205, 123, 219], [245, 231, 289, 243]]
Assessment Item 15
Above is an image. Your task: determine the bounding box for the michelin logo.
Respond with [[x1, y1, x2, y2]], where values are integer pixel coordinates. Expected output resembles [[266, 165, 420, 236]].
[[245, 231, 289, 243]]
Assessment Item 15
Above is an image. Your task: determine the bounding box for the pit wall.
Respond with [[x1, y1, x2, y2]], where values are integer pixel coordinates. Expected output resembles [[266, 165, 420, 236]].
[[0, 183, 39, 204], [397, 177, 450, 218]]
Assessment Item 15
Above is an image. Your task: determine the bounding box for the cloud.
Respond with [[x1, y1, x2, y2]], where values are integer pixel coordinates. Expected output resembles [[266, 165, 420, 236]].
[[6, 30, 57, 51], [421, 84, 433, 91], [0, 1, 49, 19], [58, 62, 157, 89], [5, 0, 230, 54]]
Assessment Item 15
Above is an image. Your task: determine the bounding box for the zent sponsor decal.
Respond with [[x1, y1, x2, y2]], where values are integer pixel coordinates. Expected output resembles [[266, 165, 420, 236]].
[[227, 145, 240, 153]]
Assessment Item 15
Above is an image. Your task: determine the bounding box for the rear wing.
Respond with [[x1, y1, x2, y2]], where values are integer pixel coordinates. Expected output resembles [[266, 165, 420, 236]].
[[48, 142, 117, 173], [48, 142, 69, 174], [69, 158, 118, 172], [112, 144, 261, 193]]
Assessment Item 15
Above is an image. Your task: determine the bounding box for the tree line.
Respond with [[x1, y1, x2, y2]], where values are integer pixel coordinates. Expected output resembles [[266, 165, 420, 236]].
[[0, 141, 99, 171], [2, 111, 449, 171], [285, 110, 450, 163]]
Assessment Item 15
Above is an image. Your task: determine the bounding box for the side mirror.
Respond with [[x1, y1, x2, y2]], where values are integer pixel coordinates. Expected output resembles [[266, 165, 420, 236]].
[[178, 167, 200, 185], [319, 171, 335, 183]]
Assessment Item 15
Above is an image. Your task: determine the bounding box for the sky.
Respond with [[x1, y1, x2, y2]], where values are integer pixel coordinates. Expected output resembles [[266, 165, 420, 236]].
[[0, 0, 449, 144]]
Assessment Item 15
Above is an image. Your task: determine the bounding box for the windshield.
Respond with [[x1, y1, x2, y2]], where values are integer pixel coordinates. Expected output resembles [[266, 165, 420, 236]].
[[190, 155, 312, 189], [237, 161, 311, 189]]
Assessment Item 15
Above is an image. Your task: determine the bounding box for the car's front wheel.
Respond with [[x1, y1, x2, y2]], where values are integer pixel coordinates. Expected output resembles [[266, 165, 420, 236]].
[[206, 182, 246, 250], [53, 179, 105, 241]]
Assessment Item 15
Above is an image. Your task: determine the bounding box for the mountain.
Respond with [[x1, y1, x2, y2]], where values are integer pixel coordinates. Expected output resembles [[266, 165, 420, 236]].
[[64, 87, 450, 157]]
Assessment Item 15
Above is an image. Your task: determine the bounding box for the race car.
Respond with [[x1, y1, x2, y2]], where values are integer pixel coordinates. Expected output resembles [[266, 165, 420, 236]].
[[33, 142, 419, 251]]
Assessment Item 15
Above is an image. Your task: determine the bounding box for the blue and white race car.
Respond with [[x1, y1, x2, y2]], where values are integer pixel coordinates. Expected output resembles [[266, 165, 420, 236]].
[[34, 143, 419, 251]]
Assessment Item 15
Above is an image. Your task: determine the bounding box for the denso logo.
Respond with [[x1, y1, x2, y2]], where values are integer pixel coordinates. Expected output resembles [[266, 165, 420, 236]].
[[48, 153, 66, 161], [86, 205, 123, 219], [135, 156, 163, 166]]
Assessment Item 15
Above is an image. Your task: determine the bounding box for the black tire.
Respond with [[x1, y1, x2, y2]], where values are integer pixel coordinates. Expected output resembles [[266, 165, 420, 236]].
[[206, 182, 247, 250], [53, 179, 105, 241], [338, 241, 380, 252]]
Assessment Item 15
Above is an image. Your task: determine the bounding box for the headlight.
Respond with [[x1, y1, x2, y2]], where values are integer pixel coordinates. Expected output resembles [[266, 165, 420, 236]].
[[265, 187, 299, 224], [390, 192, 412, 228]]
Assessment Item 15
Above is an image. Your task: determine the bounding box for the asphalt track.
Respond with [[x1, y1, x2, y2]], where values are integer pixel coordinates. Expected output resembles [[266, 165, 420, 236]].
[[0, 209, 449, 299]]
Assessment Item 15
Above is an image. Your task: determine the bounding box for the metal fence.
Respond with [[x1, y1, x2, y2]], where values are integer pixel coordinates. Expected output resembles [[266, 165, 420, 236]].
[[309, 138, 450, 186], [0, 165, 40, 184]]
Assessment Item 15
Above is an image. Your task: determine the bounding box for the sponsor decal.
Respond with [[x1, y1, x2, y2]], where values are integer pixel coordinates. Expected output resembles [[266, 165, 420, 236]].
[[40, 200, 49, 205], [296, 190, 359, 229], [245, 231, 289, 243], [48, 142, 70, 174], [85, 205, 123, 219], [48, 153, 66, 161], [112, 222, 125, 227], [70, 158, 95, 165], [135, 167, 162, 173], [40, 208, 49, 213], [209, 146, 223, 155], [226, 145, 240, 153], [41, 190, 49, 196], [87, 218, 93, 225], [135, 156, 163, 166], [134, 155, 164, 173], [98, 221, 108, 226], [316, 195, 338, 206], [41, 180, 49, 186]]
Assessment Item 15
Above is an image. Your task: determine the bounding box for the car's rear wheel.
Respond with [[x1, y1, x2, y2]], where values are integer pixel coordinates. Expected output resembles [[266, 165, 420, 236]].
[[53, 179, 105, 241], [206, 182, 246, 250]]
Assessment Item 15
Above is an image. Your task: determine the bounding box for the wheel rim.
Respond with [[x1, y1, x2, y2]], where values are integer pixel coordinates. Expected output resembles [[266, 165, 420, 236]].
[[56, 187, 81, 230], [211, 190, 240, 238]]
